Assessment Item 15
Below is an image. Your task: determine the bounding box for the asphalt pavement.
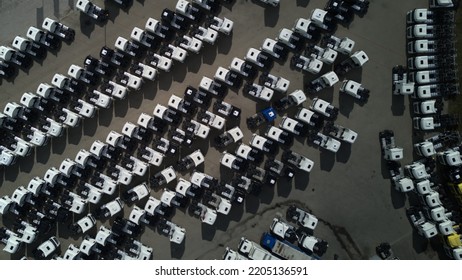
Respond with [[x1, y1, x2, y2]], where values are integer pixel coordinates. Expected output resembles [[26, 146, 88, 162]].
[[0, 0, 440, 260]]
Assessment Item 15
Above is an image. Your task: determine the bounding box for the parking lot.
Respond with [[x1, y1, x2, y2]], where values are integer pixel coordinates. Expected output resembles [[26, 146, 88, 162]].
[[0, 0, 441, 260]]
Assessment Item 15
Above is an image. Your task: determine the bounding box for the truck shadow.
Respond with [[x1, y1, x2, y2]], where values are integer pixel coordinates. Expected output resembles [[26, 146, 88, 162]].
[[67, 124, 83, 145], [217, 33, 233, 55], [296, 0, 310, 7], [276, 177, 292, 198], [52, 131, 68, 155], [391, 94, 405, 116], [98, 103, 114, 127], [294, 171, 309, 191], [170, 239, 186, 259], [245, 194, 260, 214], [319, 150, 335, 171], [389, 186, 406, 209], [83, 112, 98, 136], [338, 92, 355, 118], [201, 222, 216, 241], [187, 52, 202, 73], [79, 13, 96, 39], [336, 142, 351, 163]]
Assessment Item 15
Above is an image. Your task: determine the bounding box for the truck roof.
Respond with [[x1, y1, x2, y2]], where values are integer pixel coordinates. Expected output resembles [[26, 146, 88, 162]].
[[261, 232, 316, 260]]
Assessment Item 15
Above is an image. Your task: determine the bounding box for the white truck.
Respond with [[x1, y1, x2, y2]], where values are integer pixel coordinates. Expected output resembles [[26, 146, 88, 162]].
[[413, 83, 458, 99], [274, 89, 307, 112], [407, 207, 438, 239], [392, 65, 415, 95], [42, 17, 75, 42], [261, 232, 316, 260], [309, 132, 341, 153], [414, 131, 460, 157], [339, 79, 370, 102], [310, 8, 336, 32], [413, 114, 459, 131], [306, 71, 339, 93], [406, 24, 453, 40], [26, 26, 60, 51], [324, 121, 358, 144], [238, 237, 281, 260], [306, 44, 338, 64], [177, 149, 204, 171], [214, 126, 243, 148], [334, 50, 369, 76], [408, 55, 455, 70], [0, 46, 32, 68], [379, 130, 403, 161], [243, 83, 274, 101], [291, 54, 323, 74], [13, 35, 47, 60], [293, 18, 320, 42], [407, 8, 454, 25], [259, 72, 290, 93], [282, 150, 314, 173], [76, 0, 109, 22], [309, 98, 338, 120], [407, 39, 455, 55], [287, 205, 318, 230], [321, 35, 355, 54], [412, 99, 443, 115]]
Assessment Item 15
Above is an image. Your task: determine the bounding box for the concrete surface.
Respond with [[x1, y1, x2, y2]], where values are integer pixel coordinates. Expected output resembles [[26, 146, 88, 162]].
[[0, 0, 440, 260]]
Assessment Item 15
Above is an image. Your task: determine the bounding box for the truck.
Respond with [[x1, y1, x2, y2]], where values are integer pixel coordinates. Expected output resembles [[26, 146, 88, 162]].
[[287, 205, 318, 230], [321, 35, 355, 55], [406, 207, 438, 239], [409, 69, 457, 85], [324, 121, 358, 144], [407, 39, 455, 55], [430, 0, 457, 9], [306, 71, 339, 93], [261, 38, 288, 60], [261, 232, 317, 260], [309, 132, 341, 153], [246, 107, 276, 129], [392, 65, 415, 95], [414, 131, 460, 157], [259, 72, 290, 93], [339, 79, 369, 103], [0, 46, 32, 69], [407, 55, 455, 71], [213, 100, 241, 118], [229, 57, 257, 80], [334, 50, 369, 76], [310, 8, 336, 33], [76, 0, 109, 22], [238, 237, 281, 260], [306, 44, 338, 64], [277, 28, 304, 51], [243, 83, 274, 101], [11, 36, 47, 60], [223, 247, 249, 260], [291, 54, 323, 74], [26, 26, 60, 51], [406, 24, 454, 40], [379, 130, 403, 161], [298, 233, 328, 257], [274, 90, 307, 112], [309, 98, 338, 120], [407, 8, 454, 25], [413, 83, 458, 99], [413, 114, 459, 131], [270, 217, 298, 242], [41, 17, 75, 43], [412, 99, 443, 115], [282, 150, 314, 173]]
